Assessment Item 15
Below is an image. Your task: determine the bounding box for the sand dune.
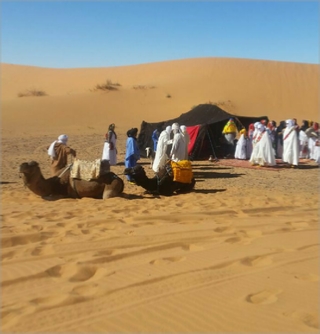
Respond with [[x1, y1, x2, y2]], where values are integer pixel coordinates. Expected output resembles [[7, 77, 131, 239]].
[[1, 58, 318, 137], [1, 58, 319, 333]]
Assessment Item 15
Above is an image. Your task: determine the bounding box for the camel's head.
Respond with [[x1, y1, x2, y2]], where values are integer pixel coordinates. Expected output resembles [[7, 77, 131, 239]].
[[19, 161, 39, 174], [124, 165, 146, 180]]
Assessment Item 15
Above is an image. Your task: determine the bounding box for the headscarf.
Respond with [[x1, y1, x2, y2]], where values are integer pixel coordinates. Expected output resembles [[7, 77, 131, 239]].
[[300, 120, 309, 132], [47, 134, 68, 158], [248, 123, 255, 131], [313, 122, 319, 131], [108, 123, 115, 131], [127, 128, 138, 137], [165, 125, 172, 135], [222, 118, 237, 134], [254, 122, 260, 129], [286, 119, 294, 128], [240, 128, 247, 136], [257, 123, 266, 132], [180, 125, 187, 133], [172, 123, 180, 132]]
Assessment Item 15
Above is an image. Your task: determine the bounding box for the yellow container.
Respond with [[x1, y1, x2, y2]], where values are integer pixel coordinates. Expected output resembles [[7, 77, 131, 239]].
[[170, 160, 193, 183]]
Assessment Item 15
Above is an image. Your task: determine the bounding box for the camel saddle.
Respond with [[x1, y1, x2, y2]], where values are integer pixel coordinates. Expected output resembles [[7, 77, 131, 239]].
[[70, 158, 110, 181]]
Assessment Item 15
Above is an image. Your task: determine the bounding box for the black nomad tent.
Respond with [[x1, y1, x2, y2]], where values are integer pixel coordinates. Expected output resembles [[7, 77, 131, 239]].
[[137, 104, 268, 160]]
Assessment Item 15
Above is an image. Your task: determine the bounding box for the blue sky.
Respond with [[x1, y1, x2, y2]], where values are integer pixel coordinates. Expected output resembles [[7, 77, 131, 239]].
[[1, 1, 319, 68]]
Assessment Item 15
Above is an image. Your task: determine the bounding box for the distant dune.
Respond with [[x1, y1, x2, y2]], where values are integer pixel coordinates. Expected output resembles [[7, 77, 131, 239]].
[[1, 58, 318, 137]]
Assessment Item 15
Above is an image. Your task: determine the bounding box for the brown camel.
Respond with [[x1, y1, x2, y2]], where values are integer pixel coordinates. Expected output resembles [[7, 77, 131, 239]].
[[19, 161, 124, 199]]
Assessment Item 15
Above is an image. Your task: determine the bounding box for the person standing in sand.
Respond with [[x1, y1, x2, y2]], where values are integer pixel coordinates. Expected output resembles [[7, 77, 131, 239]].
[[299, 120, 310, 159], [180, 125, 190, 160], [152, 125, 172, 173], [47, 134, 76, 176], [222, 118, 238, 157], [234, 128, 248, 160], [249, 123, 276, 166], [102, 123, 117, 165], [125, 128, 140, 183], [170, 123, 186, 162], [282, 119, 299, 167]]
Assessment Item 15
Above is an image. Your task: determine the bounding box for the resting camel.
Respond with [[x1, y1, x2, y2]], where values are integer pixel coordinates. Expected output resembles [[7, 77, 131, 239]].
[[19, 161, 124, 199], [124, 163, 196, 196]]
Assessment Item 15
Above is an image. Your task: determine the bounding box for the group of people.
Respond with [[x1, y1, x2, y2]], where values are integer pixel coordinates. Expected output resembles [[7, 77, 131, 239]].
[[225, 118, 320, 167], [151, 123, 190, 173], [101, 124, 140, 183], [46, 117, 319, 181]]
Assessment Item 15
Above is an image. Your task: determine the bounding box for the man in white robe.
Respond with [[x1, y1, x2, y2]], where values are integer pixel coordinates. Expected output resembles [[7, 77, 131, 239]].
[[152, 126, 172, 173], [249, 124, 276, 166], [282, 119, 299, 166], [179, 125, 190, 160], [170, 123, 186, 162]]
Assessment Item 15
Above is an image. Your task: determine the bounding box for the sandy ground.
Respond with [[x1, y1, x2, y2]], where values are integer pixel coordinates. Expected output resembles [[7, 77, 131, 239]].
[[1, 58, 319, 333]]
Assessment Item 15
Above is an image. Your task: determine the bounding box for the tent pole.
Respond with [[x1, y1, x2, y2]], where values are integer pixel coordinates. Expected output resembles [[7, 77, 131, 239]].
[[206, 128, 219, 161]]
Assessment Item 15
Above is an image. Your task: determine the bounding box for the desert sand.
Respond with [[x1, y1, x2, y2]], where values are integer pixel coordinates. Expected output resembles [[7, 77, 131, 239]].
[[1, 58, 319, 333]]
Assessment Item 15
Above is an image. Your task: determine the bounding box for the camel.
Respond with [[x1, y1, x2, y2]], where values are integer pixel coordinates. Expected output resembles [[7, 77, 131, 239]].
[[124, 163, 196, 196], [19, 161, 124, 199]]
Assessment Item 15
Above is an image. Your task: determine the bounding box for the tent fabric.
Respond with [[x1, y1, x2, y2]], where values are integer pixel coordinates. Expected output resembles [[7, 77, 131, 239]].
[[137, 104, 268, 160], [186, 125, 200, 155]]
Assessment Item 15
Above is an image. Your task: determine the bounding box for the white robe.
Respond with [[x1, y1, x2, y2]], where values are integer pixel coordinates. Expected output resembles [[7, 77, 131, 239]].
[[170, 132, 186, 162], [152, 130, 171, 172], [102, 134, 117, 165], [181, 132, 190, 160], [234, 134, 247, 160], [299, 130, 309, 158], [313, 140, 320, 164], [282, 127, 299, 166], [249, 130, 276, 166]]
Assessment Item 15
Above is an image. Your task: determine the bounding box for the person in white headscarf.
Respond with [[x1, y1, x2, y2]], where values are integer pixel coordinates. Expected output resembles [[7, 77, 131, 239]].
[[251, 122, 261, 149], [249, 123, 276, 166], [47, 134, 76, 176], [282, 119, 299, 167], [170, 123, 186, 162], [152, 126, 172, 173], [180, 125, 190, 160], [102, 123, 117, 165], [234, 129, 248, 160]]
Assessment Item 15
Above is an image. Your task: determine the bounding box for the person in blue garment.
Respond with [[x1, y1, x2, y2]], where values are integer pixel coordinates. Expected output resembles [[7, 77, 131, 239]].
[[125, 127, 140, 184]]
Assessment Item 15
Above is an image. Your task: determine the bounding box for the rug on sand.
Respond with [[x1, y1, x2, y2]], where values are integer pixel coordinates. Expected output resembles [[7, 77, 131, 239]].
[[210, 159, 312, 171]]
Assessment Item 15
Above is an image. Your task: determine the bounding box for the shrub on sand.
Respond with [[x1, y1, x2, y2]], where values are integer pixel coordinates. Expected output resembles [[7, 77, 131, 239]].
[[17, 89, 47, 97], [93, 80, 121, 91]]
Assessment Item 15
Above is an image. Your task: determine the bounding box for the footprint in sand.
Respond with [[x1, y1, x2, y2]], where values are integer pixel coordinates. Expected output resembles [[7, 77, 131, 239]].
[[214, 226, 234, 233], [150, 256, 186, 265], [294, 273, 319, 282], [69, 266, 107, 282], [182, 244, 204, 251], [46, 263, 107, 282], [224, 236, 251, 245], [283, 310, 319, 330], [246, 288, 282, 305], [286, 222, 309, 230], [237, 230, 262, 238], [71, 283, 100, 297], [31, 244, 54, 256], [30, 294, 67, 307], [242, 255, 273, 267]]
